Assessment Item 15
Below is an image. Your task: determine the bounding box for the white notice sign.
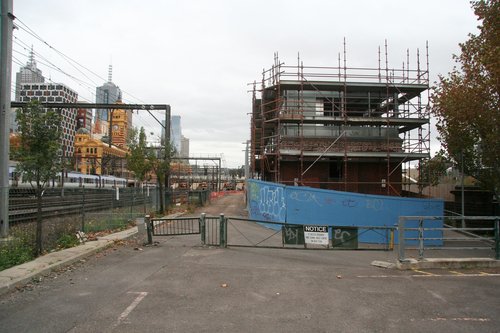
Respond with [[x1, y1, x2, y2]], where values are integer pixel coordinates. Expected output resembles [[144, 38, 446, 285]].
[[303, 225, 329, 245]]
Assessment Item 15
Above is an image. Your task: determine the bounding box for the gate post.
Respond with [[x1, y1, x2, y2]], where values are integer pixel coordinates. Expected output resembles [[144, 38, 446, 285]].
[[145, 215, 152, 245], [418, 218, 424, 260], [200, 213, 206, 245], [398, 217, 406, 262], [219, 213, 226, 248]]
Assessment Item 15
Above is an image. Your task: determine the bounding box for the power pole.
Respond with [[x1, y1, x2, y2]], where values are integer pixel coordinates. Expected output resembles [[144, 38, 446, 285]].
[[0, 0, 13, 238]]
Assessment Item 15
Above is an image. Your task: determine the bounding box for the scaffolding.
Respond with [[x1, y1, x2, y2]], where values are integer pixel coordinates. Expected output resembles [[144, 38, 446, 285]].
[[250, 42, 431, 196]]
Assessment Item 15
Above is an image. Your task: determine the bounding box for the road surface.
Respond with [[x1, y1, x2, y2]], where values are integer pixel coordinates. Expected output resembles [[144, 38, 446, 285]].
[[0, 192, 499, 332]]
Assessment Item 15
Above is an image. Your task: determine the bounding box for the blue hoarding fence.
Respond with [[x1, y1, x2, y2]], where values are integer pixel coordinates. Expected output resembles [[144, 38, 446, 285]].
[[246, 179, 444, 244]]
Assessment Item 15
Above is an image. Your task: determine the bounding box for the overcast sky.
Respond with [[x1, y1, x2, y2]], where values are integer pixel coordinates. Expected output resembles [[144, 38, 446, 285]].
[[11, 0, 479, 168]]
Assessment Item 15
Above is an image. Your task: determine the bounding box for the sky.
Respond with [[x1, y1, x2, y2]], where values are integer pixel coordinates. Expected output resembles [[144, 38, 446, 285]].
[[10, 0, 480, 168]]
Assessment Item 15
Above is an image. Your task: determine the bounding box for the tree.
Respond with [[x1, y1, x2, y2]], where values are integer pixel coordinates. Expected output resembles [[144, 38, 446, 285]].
[[12, 101, 62, 256], [431, 0, 499, 195], [126, 127, 152, 186], [148, 141, 175, 213], [418, 152, 452, 189]]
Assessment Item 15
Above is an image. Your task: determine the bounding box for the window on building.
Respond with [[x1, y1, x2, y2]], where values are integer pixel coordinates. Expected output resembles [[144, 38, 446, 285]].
[[329, 159, 343, 180]]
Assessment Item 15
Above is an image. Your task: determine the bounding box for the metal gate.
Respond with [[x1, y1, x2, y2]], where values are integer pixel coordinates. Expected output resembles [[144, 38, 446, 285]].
[[145, 214, 224, 247], [225, 216, 394, 251], [145, 214, 396, 250]]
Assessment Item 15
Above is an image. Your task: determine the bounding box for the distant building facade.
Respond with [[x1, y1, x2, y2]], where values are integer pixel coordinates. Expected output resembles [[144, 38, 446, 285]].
[[11, 47, 45, 133], [76, 106, 93, 133], [73, 128, 128, 176], [18, 82, 78, 157], [180, 135, 189, 157]]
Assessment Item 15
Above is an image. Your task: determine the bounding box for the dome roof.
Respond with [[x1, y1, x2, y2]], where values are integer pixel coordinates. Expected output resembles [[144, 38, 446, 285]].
[[76, 127, 90, 135]]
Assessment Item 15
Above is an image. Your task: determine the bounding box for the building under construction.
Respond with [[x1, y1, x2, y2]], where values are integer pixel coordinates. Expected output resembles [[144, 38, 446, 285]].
[[250, 43, 430, 196]]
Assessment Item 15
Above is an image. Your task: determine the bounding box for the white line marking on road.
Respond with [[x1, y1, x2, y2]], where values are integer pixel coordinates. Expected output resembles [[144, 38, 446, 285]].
[[356, 273, 500, 278], [428, 290, 447, 303], [427, 317, 491, 322], [114, 291, 148, 327]]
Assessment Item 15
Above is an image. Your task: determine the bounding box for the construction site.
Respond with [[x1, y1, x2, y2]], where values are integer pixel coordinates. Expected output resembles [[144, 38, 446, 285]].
[[250, 42, 430, 197]]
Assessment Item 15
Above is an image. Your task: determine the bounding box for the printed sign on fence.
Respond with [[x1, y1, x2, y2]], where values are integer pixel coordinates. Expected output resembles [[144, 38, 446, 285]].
[[303, 225, 329, 245]]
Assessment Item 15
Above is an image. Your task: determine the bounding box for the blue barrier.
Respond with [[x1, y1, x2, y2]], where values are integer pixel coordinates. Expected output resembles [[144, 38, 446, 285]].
[[246, 179, 444, 245]]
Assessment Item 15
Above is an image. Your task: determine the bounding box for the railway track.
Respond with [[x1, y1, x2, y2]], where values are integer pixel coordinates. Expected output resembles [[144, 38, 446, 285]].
[[8, 188, 153, 224]]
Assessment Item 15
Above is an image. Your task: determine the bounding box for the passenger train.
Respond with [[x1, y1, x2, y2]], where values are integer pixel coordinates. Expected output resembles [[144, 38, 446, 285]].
[[8, 166, 127, 189]]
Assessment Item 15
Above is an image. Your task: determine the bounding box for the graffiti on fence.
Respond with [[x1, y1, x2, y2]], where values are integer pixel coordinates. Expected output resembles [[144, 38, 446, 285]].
[[257, 186, 286, 221]]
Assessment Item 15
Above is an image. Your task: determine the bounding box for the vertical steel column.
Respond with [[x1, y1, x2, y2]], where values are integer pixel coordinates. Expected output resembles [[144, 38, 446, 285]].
[[398, 217, 406, 261], [200, 213, 206, 245], [495, 218, 499, 260]]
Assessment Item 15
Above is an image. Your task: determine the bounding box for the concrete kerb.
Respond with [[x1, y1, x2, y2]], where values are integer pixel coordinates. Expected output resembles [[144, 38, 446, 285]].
[[395, 257, 500, 270], [371, 258, 500, 270]]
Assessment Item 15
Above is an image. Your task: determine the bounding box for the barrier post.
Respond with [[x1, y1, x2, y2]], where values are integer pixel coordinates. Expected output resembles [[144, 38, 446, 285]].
[[200, 213, 206, 245], [145, 215, 152, 245], [219, 213, 226, 248], [418, 218, 424, 260], [398, 217, 406, 261]]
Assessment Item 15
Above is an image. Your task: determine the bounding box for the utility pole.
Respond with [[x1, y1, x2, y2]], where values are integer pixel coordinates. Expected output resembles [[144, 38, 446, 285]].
[[0, 0, 13, 238]]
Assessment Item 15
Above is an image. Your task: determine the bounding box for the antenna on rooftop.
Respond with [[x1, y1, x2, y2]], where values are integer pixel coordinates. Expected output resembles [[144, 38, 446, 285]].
[[108, 64, 113, 83]]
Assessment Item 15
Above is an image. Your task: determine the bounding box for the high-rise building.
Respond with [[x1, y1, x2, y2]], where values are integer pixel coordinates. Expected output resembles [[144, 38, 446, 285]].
[[11, 47, 45, 133], [18, 82, 78, 157], [171, 115, 182, 155], [161, 115, 182, 155], [95, 65, 121, 134], [180, 135, 189, 158]]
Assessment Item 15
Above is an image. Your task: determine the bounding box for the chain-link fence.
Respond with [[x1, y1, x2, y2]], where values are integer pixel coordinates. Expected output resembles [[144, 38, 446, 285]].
[[1, 186, 212, 271]]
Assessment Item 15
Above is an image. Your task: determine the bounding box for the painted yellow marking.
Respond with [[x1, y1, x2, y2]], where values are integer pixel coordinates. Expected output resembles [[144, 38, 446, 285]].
[[412, 269, 435, 276], [449, 270, 465, 276]]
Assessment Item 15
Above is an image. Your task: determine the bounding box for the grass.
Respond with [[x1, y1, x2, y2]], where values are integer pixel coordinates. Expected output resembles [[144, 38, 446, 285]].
[[0, 231, 35, 271]]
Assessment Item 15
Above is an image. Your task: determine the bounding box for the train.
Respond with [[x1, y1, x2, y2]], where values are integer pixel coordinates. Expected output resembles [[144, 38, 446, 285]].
[[8, 166, 127, 189]]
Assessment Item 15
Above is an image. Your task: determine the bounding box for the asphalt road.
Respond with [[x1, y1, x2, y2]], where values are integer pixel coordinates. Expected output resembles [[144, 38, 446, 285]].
[[0, 192, 499, 333]]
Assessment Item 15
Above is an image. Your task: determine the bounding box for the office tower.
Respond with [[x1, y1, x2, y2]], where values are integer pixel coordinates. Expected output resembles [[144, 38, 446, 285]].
[[95, 65, 121, 134], [18, 82, 78, 157], [11, 47, 45, 133]]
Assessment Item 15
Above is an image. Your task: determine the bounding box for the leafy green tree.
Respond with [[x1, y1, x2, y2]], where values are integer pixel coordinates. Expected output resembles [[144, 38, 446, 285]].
[[418, 152, 452, 189], [126, 127, 152, 186], [431, 0, 499, 195], [148, 141, 175, 213], [12, 101, 62, 256]]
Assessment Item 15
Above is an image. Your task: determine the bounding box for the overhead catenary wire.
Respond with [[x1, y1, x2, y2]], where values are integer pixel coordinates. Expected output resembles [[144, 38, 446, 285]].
[[13, 17, 150, 106], [11, 15, 171, 137]]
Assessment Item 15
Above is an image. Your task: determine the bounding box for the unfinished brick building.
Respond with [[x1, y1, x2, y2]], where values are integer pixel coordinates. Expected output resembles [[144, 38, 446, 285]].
[[250, 45, 430, 196]]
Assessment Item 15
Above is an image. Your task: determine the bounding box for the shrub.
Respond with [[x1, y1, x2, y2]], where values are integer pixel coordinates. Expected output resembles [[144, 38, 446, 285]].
[[56, 233, 80, 249], [0, 232, 35, 271]]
